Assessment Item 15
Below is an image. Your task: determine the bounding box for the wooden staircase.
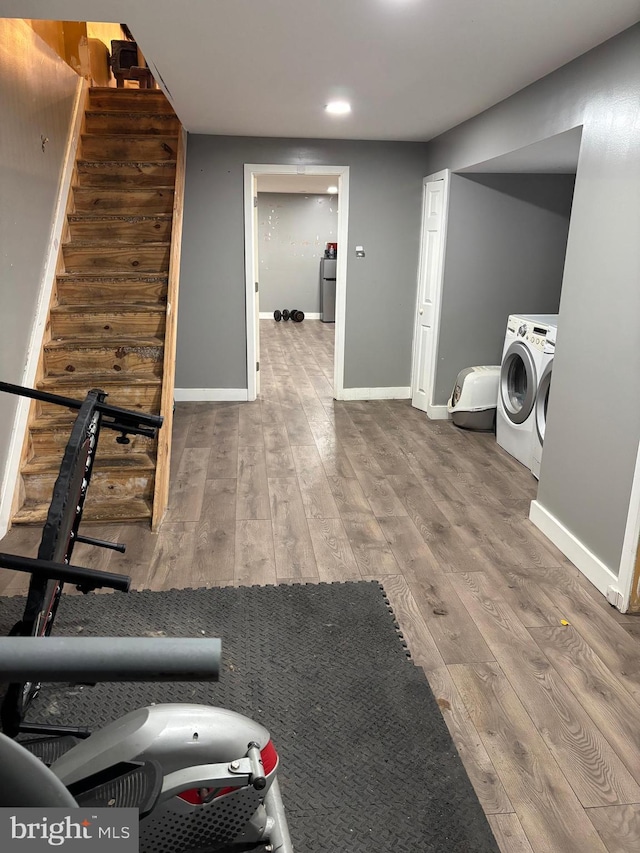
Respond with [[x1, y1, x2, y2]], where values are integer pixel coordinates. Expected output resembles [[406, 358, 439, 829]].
[[13, 86, 185, 529]]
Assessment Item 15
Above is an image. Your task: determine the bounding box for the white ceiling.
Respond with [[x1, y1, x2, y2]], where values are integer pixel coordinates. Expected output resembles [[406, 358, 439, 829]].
[[4, 0, 640, 141]]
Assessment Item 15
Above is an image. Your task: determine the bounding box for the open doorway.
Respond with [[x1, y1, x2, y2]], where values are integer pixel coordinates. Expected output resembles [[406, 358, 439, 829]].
[[256, 175, 339, 321], [244, 165, 349, 401]]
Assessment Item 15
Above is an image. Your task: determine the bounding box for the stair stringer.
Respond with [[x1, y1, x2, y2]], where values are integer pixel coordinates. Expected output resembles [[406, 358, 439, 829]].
[[152, 126, 186, 530]]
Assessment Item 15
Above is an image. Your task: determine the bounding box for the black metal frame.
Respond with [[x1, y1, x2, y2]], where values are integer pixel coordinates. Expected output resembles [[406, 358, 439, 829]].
[[0, 381, 162, 736]]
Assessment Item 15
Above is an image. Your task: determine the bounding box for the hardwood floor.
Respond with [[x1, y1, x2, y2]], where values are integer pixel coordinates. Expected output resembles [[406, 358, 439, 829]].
[[2, 318, 639, 852]]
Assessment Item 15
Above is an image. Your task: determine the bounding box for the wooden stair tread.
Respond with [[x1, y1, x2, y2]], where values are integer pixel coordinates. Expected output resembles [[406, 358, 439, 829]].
[[45, 336, 164, 348], [80, 139, 179, 163], [57, 272, 168, 281], [73, 187, 174, 194], [85, 128, 177, 138], [77, 159, 176, 167], [62, 240, 171, 249], [86, 105, 175, 117], [81, 133, 178, 141], [38, 373, 162, 387], [89, 86, 169, 96], [67, 214, 173, 222], [89, 87, 170, 97], [84, 114, 179, 135], [85, 110, 177, 118], [71, 191, 174, 214], [55, 276, 169, 304], [13, 497, 152, 525], [61, 245, 171, 258], [89, 87, 171, 100], [76, 161, 177, 189], [24, 452, 156, 474], [56, 295, 167, 307], [61, 244, 171, 273], [51, 303, 166, 315]]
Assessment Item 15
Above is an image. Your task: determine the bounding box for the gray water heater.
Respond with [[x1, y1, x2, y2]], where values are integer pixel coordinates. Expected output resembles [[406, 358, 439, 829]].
[[320, 258, 336, 323]]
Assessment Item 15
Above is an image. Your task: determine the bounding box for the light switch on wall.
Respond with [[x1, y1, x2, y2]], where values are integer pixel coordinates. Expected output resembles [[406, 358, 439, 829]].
[[355, 245, 365, 258]]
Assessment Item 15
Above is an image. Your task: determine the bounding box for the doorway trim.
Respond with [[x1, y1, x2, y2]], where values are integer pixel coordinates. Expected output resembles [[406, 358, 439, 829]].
[[410, 169, 451, 419], [243, 164, 350, 401]]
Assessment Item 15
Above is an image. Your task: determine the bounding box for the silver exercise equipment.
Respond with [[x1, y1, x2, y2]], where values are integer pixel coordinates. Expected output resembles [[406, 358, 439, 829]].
[[0, 637, 293, 853]]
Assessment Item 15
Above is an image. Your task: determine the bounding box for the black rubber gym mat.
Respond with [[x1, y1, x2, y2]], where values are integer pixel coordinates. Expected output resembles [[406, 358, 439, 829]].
[[0, 582, 499, 852]]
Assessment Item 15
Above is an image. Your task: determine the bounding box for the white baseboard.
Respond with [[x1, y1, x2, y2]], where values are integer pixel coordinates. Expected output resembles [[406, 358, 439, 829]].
[[339, 386, 411, 401], [427, 404, 450, 421], [174, 388, 249, 402], [0, 78, 86, 539], [529, 499, 620, 600], [259, 312, 321, 320]]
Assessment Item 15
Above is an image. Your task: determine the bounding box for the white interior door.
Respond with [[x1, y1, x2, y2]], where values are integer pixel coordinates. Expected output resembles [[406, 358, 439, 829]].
[[411, 177, 447, 413]]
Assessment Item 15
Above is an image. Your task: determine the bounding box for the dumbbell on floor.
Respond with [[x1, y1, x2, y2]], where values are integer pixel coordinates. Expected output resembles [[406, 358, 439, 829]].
[[274, 309, 304, 322]]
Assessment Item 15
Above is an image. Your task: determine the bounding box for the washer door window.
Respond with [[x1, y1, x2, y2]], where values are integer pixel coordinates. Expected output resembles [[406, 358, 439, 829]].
[[536, 359, 553, 445], [500, 341, 537, 424]]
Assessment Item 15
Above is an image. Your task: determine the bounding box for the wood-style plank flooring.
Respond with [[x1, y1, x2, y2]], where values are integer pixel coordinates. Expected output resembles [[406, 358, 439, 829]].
[[2, 319, 640, 853]]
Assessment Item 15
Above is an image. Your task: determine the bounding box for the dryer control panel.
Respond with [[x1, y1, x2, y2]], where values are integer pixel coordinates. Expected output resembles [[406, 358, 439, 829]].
[[523, 324, 549, 352], [507, 315, 555, 353]]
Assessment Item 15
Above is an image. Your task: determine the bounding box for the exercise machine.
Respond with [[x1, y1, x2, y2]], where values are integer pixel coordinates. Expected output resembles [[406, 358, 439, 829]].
[[0, 635, 293, 852], [0, 382, 293, 850]]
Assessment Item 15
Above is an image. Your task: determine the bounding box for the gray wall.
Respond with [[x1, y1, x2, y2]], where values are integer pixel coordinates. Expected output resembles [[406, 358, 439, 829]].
[[176, 136, 429, 391], [424, 24, 640, 576], [0, 21, 78, 504], [257, 192, 338, 314], [434, 173, 575, 404]]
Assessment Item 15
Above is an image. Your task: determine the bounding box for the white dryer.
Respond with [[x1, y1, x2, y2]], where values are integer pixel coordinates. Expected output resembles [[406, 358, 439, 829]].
[[531, 324, 557, 479], [496, 314, 558, 470]]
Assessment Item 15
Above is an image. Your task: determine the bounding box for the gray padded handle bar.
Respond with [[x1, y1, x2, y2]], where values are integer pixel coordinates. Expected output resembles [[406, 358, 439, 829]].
[[0, 637, 221, 682]]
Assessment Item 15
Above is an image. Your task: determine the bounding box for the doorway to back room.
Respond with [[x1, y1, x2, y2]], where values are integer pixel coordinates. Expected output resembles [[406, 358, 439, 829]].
[[256, 175, 339, 323], [243, 165, 350, 402]]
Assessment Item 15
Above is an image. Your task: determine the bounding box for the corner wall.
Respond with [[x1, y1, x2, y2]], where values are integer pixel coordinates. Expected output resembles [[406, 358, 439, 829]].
[[424, 24, 640, 580], [0, 20, 79, 524]]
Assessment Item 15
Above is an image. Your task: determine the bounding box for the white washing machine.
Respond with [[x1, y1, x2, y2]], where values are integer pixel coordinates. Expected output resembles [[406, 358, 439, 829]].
[[531, 323, 557, 479], [496, 313, 558, 469]]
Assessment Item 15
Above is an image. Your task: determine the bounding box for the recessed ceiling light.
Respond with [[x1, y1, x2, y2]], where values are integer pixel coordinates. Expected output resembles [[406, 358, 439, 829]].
[[325, 101, 351, 115], [327, 185, 338, 194]]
